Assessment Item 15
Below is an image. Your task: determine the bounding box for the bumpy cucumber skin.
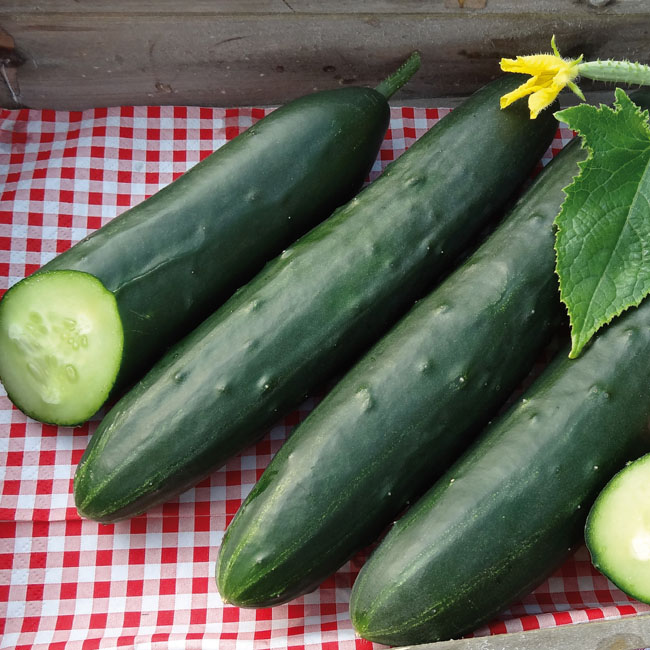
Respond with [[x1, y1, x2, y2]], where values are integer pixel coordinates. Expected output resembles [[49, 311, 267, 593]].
[[349, 300, 650, 646], [73, 75, 558, 523], [41, 87, 391, 390], [215, 141, 584, 608]]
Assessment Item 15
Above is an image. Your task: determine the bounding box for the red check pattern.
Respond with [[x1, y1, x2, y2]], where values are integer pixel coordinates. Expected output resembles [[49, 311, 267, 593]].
[[1, 104, 648, 650]]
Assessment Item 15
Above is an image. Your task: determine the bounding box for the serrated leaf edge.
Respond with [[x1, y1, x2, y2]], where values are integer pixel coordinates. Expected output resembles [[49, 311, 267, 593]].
[[553, 89, 650, 358], [552, 104, 597, 357]]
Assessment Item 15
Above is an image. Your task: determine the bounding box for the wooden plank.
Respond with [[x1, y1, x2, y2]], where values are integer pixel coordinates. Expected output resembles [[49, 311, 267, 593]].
[[0, 24, 21, 108], [1, 1, 649, 109], [2, 0, 649, 15], [394, 613, 650, 650]]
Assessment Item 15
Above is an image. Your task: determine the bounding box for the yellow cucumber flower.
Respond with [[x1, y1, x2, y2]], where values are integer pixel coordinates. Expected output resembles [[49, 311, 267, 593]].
[[500, 36, 585, 119]]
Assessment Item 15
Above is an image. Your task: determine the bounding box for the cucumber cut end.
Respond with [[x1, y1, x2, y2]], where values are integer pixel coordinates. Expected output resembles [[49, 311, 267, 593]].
[[0, 270, 124, 426], [585, 453, 650, 604]]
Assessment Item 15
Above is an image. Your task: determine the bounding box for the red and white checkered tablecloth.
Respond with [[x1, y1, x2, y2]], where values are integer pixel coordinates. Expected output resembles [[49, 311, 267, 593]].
[[1, 103, 649, 650]]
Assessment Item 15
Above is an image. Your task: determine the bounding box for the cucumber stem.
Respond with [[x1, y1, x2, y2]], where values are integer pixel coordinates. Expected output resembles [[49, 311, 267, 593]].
[[374, 51, 421, 100]]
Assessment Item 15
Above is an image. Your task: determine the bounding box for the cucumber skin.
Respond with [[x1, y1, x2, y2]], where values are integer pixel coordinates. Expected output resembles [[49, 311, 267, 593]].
[[350, 296, 650, 646], [215, 141, 583, 607], [41, 87, 390, 390], [73, 75, 558, 523]]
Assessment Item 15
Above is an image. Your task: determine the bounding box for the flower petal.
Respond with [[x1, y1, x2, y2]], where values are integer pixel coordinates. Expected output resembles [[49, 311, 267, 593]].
[[499, 37, 584, 119], [500, 54, 565, 76], [500, 76, 543, 109], [528, 83, 563, 119]]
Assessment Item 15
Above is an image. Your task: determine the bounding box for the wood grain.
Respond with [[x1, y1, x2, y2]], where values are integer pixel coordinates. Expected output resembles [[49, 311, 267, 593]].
[[0, 0, 648, 109], [395, 613, 650, 650]]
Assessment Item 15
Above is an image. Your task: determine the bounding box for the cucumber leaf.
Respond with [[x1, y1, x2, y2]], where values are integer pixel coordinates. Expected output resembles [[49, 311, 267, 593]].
[[554, 88, 650, 358]]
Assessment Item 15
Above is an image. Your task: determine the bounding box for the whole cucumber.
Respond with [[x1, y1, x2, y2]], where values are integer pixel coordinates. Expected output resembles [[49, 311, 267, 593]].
[[350, 90, 650, 645], [74, 74, 558, 522], [0, 55, 421, 426], [216, 140, 583, 608], [350, 256, 650, 644]]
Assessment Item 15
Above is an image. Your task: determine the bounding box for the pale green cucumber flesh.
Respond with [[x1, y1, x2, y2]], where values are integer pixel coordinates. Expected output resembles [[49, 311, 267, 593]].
[[586, 452, 650, 603], [0, 270, 123, 426]]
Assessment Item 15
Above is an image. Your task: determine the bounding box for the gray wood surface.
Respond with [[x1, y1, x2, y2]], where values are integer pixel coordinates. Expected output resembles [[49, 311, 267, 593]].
[[395, 613, 650, 650], [1, 0, 649, 109]]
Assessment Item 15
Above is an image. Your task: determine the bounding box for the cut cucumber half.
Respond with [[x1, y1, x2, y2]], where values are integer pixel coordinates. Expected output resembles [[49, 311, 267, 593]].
[[0, 270, 123, 426], [585, 452, 650, 604]]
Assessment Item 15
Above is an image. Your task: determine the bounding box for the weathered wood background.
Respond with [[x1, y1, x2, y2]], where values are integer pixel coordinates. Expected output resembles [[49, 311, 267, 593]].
[[0, 0, 649, 109]]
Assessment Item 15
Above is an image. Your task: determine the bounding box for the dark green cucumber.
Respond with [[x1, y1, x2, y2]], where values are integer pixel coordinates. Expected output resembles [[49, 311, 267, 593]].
[[215, 140, 584, 608], [585, 452, 650, 604], [73, 75, 558, 523], [0, 58, 418, 427], [349, 288, 650, 646]]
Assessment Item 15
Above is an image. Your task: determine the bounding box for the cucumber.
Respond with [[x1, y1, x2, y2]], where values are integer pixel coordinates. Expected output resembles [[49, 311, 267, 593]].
[[0, 56, 420, 427], [0, 271, 123, 426], [585, 452, 650, 604], [349, 276, 650, 646], [215, 140, 585, 608], [73, 74, 558, 523]]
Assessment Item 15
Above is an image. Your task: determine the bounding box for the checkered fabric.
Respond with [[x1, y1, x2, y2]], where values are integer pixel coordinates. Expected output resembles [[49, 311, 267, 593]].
[[1, 104, 648, 650]]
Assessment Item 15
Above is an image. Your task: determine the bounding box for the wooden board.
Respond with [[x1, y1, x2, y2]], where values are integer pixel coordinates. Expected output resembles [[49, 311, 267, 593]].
[[398, 613, 650, 650], [0, 0, 649, 110]]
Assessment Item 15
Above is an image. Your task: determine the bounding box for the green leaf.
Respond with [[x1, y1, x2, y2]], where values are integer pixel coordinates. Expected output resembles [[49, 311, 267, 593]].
[[554, 88, 650, 358]]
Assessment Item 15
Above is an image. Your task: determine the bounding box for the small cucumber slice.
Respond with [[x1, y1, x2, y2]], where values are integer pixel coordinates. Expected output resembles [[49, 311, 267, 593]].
[[0, 270, 123, 426], [585, 453, 650, 603]]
